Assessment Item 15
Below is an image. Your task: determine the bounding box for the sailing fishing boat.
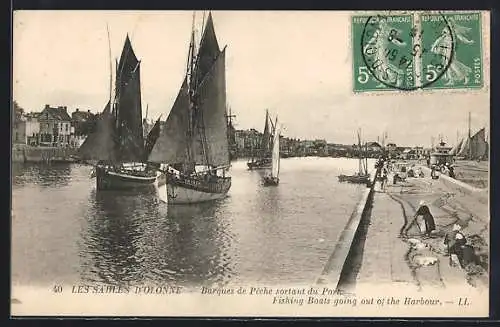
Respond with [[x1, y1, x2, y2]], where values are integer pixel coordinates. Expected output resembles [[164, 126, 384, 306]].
[[247, 109, 273, 169], [263, 117, 280, 186], [338, 130, 370, 184], [148, 12, 231, 204], [452, 113, 488, 161], [78, 34, 160, 190]]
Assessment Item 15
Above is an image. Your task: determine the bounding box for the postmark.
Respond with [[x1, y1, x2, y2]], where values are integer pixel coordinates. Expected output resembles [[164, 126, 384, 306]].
[[354, 13, 419, 91], [352, 11, 466, 92]]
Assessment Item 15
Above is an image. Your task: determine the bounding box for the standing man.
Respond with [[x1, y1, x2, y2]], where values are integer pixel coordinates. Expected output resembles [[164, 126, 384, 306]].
[[380, 165, 388, 191]]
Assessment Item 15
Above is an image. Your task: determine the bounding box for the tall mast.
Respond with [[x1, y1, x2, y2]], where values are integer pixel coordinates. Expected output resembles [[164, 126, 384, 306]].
[[201, 11, 206, 40], [184, 12, 197, 169], [468, 111, 472, 159], [357, 129, 362, 174], [187, 12, 196, 86], [106, 23, 113, 106], [275, 116, 280, 177]]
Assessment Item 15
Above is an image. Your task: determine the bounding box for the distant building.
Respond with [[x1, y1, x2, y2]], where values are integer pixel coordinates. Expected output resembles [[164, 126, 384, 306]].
[[386, 143, 397, 151], [39, 105, 72, 146], [235, 129, 261, 156], [365, 141, 382, 152], [13, 112, 40, 145], [71, 108, 96, 137]]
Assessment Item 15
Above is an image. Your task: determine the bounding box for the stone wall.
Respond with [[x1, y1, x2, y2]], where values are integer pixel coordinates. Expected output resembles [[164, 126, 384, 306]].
[[12, 144, 77, 163]]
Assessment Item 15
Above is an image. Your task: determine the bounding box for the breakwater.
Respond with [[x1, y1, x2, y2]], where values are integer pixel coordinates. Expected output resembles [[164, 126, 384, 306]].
[[12, 144, 77, 163]]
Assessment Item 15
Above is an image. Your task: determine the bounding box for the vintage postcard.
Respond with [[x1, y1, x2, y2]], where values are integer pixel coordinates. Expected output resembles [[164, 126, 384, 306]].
[[11, 10, 490, 317]]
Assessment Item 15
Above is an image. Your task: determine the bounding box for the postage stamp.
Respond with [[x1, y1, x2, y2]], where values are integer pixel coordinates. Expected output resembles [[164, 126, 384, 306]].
[[12, 10, 490, 318], [419, 12, 483, 90], [352, 11, 484, 92]]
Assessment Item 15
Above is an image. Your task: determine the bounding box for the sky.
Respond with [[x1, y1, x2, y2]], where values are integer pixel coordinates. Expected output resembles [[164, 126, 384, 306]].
[[13, 11, 490, 147]]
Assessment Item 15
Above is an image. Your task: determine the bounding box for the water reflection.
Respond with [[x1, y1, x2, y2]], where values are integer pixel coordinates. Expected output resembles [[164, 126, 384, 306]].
[[165, 203, 235, 286], [12, 159, 366, 287], [80, 189, 234, 288], [12, 162, 72, 187]]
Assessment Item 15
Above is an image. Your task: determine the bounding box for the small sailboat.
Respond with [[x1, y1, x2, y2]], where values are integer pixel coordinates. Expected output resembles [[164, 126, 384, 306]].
[[78, 34, 160, 191], [338, 129, 370, 185], [247, 109, 273, 170], [148, 12, 231, 204], [263, 117, 280, 186]]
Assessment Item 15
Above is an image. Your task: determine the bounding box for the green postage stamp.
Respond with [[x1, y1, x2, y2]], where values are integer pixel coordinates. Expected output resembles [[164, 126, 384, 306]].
[[352, 11, 483, 92]]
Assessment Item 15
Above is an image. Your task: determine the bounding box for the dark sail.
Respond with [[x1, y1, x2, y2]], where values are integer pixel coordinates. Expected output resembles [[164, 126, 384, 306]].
[[115, 35, 144, 162], [470, 128, 488, 159], [456, 128, 488, 159], [77, 101, 117, 161], [150, 13, 228, 169], [143, 116, 162, 161], [148, 78, 191, 164], [194, 13, 220, 88], [260, 110, 271, 159], [191, 49, 229, 167]]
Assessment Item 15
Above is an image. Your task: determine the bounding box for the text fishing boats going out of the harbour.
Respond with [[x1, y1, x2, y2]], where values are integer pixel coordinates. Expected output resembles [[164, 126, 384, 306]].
[[148, 12, 231, 204], [263, 116, 281, 186], [78, 34, 161, 190], [338, 129, 370, 185], [247, 109, 274, 170]]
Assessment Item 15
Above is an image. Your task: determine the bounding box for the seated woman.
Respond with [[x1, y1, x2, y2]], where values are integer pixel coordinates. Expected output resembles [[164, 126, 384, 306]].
[[414, 200, 436, 236], [444, 224, 470, 268]]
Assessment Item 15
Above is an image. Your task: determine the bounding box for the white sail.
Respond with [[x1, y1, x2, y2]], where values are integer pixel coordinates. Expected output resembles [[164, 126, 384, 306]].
[[271, 122, 281, 178]]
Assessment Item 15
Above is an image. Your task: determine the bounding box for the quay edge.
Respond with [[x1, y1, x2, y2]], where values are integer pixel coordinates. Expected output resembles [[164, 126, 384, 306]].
[[316, 168, 379, 289]]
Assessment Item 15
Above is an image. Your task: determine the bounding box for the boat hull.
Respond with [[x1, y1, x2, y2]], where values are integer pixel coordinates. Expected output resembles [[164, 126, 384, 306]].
[[96, 166, 158, 191], [263, 176, 279, 186], [338, 174, 371, 185], [161, 173, 231, 204], [247, 159, 272, 170]]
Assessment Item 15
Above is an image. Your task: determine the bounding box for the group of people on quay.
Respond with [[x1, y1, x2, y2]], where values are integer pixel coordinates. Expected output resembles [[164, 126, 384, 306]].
[[374, 156, 425, 191], [373, 156, 480, 270]]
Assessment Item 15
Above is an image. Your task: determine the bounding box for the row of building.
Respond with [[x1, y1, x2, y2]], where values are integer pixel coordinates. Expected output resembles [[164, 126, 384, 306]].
[[13, 103, 96, 147], [233, 129, 429, 159], [12, 102, 430, 160]]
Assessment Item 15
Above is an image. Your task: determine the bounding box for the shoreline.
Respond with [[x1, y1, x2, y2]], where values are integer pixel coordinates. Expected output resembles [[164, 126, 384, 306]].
[[12, 144, 78, 163], [316, 169, 378, 289], [337, 165, 489, 294]]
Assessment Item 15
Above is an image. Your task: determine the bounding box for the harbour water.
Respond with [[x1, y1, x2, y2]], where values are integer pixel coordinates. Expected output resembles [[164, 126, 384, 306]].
[[12, 157, 373, 289]]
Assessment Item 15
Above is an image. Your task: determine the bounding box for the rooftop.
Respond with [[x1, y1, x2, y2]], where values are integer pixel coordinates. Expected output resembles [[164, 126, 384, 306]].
[[41, 105, 71, 121]]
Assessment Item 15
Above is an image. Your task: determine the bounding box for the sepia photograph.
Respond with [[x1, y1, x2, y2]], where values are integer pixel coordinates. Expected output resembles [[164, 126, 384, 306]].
[[11, 10, 490, 317]]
